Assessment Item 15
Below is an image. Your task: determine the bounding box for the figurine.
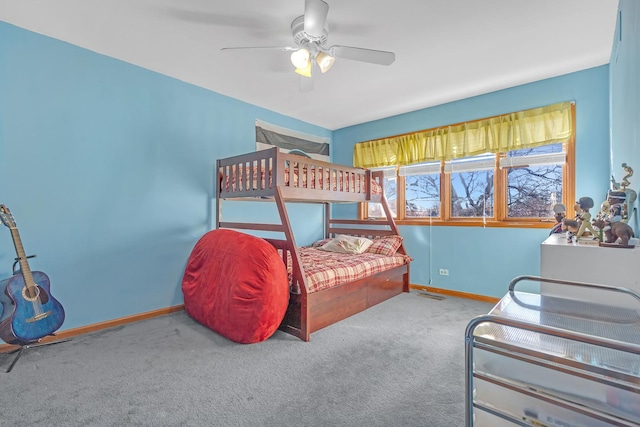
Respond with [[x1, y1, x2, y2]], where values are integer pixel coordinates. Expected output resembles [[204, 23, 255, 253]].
[[563, 219, 579, 243], [574, 197, 597, 238], [549, 203, 566, 235], [621, 163, 634, 190], [597, 200, 611, 221], [609, 163, 637, 223], [592, 217, 635, 246], [607, 190, 627, 223]]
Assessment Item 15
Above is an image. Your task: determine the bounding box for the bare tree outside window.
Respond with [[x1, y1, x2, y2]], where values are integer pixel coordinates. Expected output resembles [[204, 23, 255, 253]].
[[506, 165, 562, 217], [363, 142, 567, 223], [451, 171, 494, 217], [506, 144, 564, 217], [405, 174, 440, 217]]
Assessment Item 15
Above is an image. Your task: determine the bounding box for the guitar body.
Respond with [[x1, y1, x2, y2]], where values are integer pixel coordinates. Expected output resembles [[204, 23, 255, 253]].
[[0, 270, 65, 345], [0, 282, 10, 323]]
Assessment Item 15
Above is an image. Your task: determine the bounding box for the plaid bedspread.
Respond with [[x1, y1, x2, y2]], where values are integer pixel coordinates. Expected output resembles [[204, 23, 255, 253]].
[[288, 247, 410, 293]]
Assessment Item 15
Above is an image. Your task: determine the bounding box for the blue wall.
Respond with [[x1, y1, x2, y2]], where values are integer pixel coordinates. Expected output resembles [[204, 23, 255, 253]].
[[610, 0, 640, 234], [334, 66, 611, 297], [0, 22, 329, 331]]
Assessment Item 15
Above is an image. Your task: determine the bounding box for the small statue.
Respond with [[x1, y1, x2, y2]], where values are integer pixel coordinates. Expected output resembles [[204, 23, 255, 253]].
[[574, 197, 597, 238], [592, 217, 635, 246], [607, 190, 627, 223], [597, 200, 611, 221], [609, 163, 637, 223], [563, 219, 579, 243], [549, 203, 566, 235], [621, 163, 634, 190]]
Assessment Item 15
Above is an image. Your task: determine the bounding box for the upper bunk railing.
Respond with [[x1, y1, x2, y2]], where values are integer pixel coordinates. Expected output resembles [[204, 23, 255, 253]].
[[216, 147, 383, 203], [215, 148, 402, 294]]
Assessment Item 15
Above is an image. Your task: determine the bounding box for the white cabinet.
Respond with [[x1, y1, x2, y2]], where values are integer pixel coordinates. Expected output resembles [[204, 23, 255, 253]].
[[540, 234, 640, 308], [465, 276, 640, 427]]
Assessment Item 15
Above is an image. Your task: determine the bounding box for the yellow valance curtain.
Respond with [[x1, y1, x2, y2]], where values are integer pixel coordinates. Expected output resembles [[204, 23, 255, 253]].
[[354, 101, 573, 168]]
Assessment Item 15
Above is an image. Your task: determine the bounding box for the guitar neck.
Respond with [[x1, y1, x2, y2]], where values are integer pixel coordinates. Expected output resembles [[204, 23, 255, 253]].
[[9, 227, 36, 287]]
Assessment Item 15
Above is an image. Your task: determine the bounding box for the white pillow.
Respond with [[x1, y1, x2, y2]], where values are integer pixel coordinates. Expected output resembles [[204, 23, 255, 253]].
[[319, 234, 374, 254]]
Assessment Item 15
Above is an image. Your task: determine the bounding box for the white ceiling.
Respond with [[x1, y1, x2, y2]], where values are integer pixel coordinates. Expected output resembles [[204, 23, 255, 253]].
[[0, 0, 619, 130]]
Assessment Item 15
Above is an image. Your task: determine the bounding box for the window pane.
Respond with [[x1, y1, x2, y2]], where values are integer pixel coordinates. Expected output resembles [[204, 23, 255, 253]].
[[405, 174, 440, 217], [506, 144, 564, 218], [368, 177, 397, 218], [451, 170, 494, 217], [507, 165, 563, 217]]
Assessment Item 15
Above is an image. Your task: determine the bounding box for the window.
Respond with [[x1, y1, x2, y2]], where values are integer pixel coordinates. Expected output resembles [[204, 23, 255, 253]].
[[401, 162, 441, 218], [359, 103, 575, 228], [446, 154, 495, 218], [502, 144, 565, 218]]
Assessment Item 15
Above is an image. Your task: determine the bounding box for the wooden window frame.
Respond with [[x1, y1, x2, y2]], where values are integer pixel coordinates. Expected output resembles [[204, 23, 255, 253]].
[[359, 105, 576, 229]]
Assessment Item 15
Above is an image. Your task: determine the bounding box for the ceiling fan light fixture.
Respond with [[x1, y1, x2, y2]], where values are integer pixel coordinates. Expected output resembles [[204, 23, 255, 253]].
[[316, 51, 335, 73], [290, 48, 310, 69], [221, 0, 397, 92]]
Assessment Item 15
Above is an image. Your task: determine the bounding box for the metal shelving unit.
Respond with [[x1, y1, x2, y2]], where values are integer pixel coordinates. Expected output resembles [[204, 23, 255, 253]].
[[465, 276, 640, 427]]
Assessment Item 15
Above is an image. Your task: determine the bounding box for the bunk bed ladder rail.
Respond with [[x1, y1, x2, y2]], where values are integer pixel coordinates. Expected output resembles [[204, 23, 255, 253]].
[[271, 187, 310, 341]]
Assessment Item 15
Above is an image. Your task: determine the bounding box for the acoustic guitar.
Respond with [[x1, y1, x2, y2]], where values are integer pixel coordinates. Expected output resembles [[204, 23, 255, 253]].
[[0, 204, 65, 345]]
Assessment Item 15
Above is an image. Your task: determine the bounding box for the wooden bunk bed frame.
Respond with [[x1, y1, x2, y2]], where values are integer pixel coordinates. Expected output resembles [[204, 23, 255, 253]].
[[216, 147, 410, 341]]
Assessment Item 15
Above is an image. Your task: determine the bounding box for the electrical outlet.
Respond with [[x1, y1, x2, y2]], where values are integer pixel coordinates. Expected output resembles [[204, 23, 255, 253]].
[[439, 268, 449, 276]]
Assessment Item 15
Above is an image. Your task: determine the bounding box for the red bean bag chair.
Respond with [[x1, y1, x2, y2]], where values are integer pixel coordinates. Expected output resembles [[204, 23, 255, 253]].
[[182, 229, 289, 343]]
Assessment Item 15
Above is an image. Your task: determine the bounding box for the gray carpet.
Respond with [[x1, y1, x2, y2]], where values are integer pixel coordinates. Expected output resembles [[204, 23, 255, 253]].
[[0, 291, 494, 427]]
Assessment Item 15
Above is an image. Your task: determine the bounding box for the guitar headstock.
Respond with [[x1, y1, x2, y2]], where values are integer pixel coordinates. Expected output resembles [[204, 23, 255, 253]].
[[0, 204, 17, 229]]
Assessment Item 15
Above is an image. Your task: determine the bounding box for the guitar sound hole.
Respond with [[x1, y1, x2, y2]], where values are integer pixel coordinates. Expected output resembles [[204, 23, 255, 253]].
[[22, 286, 48, 303]]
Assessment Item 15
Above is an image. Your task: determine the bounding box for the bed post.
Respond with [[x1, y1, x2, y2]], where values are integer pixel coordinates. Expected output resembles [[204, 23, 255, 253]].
[[370, 170, 407, 256], [274, 187, 310, 341], [380, 194, 407, 256], [365, 169, 373, 200], [324, 203, 330, 238]]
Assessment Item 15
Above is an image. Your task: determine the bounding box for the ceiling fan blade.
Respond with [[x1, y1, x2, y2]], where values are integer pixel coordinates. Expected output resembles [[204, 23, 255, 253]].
[[304, 0, 329, 38], [330, 45, 396, 66], [221, 46, 296, 51]]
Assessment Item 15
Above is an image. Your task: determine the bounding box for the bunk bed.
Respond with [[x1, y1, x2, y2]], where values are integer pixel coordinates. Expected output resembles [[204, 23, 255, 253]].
[[215, 147, 411, 342]]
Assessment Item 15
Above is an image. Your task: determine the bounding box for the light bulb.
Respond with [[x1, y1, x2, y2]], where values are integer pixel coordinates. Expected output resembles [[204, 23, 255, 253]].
[[290, 48, 310, 69], [316, 52, 335, 73]]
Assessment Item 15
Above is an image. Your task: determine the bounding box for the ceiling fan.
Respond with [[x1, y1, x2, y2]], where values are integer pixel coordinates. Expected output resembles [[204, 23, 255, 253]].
[[221, 0, 396, 91]]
